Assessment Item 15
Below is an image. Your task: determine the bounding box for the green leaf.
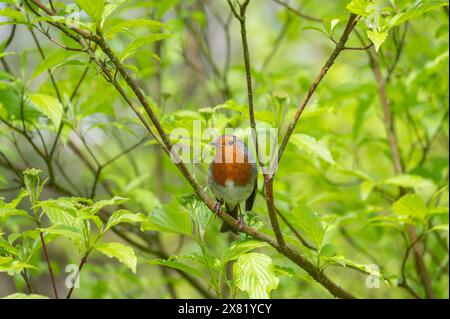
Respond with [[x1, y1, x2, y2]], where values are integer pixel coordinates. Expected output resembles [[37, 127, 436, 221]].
[[32, 50, 82, 79], [0, 52, 15, 59], [95, 242, 137, 273], [90, 196, 128, 214], [384, 174, 432, 188], [360, 180, 375, 201], [0, 207, 29, 219], [330, 18, 340, 35], [75, 0, 105, 22], [0, 260, 37, 273], [0, 7, 25, 23], [233, 253, 279, 299], [223, 240, 269, 263], [303, 26, 329, 37], [346, 0, 370, 17], [274, 265, 297, 277], [320, 243, 337, 257], [105, 210, 147, 231], [367, 30, 388, 52], [102, 0, 127, 23], [384, 174, 436, 197], [28, 93, 63, 127], [106, 18, 166, 38], [1, 293, 49, 299], [147, 258, 203, 278], [289, 200, 325, 248], [392, 194, 428, 221], [39, 199, 77, 226], [39, 224, 84, 242], [142, 201, 193, 236], [0, 256, 13, 265], [0, 237, 19, 257], [291, 134, 335, 165], [430, 224, 449, 232], [5, 189, 28, 209], [327, 255, 385, 281], [119, 34, 172, 62], [323, 18, 340, 36], [388, 0, 449, 29]]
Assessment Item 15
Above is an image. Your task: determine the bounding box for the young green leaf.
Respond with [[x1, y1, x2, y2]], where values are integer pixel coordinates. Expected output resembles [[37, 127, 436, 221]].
[[28, 93, 63, 127], [384, 174, 436, 199], [105, 210, 147, 231], [75, 0, 105, 22], [39, 224, 84, 242], [0, 7, 25, 23], [291, 133, 335, 165], [0, 207, 29, 220], [105, 18, 166, 38], [367, 30, 388, 52], [147, 258, 204, 278], [0, 256, 13, 265], [90, 196, 128, 215], [119, 34, 172, 62], [430, 224, 449, 232], [0, 237, 19, 257], [392, 193, 428, 221], [0, 260, 37, 273], [346, 0, 370, 17], [39, 199, 77, 226], [289, 200, 325, 249], [0, 52, 15, 59], [233, 253, 279, 299], [142, 201, 193, 236], [102, 0, 127, 23], [95, 242, 137, 273], [388, 0, 449, 29], [222, 240, 269, 263], [384, 174, 434, 189], [32, 50, 82, 79]]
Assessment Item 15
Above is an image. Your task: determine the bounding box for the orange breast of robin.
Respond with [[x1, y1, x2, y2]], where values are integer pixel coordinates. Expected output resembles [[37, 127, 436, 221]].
[[211, 146, 253, 187]]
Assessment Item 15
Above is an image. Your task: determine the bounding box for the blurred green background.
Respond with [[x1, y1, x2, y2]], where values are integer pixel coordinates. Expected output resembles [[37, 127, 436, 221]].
[[0, 0, 448, 298]]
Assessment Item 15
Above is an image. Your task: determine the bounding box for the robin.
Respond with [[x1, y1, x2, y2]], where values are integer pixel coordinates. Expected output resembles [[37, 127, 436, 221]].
[[208, 135, 258, 233]]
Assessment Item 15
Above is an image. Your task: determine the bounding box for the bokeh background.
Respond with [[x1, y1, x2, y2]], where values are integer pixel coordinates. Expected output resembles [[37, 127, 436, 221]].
[[0, 0, 448, 298]]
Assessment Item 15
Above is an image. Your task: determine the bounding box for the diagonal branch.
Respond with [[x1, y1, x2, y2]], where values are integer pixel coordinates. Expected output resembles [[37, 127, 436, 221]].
[[26, 0, 356, 299], [276, 14, 359, 169]]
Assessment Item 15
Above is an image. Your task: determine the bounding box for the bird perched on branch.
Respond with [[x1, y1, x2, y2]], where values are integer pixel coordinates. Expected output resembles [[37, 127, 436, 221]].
[[208, 135, 258, 233]]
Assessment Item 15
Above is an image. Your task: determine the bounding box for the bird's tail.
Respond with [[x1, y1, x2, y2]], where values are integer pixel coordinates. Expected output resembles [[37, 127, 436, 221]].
[[220, 204, 238, 234]]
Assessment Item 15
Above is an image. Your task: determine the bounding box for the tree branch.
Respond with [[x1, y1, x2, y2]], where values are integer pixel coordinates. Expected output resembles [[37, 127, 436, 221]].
[[277, 14, 359, 168], [26, 0, 356, 299]]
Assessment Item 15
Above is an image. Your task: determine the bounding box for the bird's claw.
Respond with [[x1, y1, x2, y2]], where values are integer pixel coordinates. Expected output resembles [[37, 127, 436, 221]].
[[213, 200, 223, 217], [237, 215, 245, 231]]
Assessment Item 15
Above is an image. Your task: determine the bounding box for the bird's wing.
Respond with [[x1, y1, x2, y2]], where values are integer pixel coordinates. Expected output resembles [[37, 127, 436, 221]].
[[245, 176, 257, 212]]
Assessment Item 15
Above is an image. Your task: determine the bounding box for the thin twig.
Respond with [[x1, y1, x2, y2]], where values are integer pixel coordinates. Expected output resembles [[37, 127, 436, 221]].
[[38, 230, 59, 298], [277, 14, 359, 169], [272, 0, 322, 22]]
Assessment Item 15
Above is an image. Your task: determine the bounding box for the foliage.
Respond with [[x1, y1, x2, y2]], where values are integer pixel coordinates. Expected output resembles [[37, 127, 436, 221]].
[[0, 0, 448, 299]]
